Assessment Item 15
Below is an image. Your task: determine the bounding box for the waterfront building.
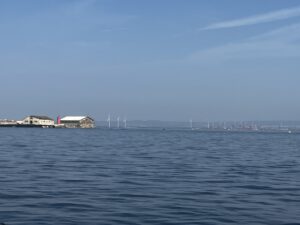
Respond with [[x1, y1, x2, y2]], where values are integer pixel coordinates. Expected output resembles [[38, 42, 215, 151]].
[[60, 116, 95, 128], [22, 115, 55, 126]]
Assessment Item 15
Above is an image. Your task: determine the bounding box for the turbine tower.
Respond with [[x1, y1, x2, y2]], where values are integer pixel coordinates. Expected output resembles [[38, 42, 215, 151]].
[[107, 114, 111, 128], [189, 119, 193, 130], [123, 117, 127, 129], [117, 116, 120, 129]]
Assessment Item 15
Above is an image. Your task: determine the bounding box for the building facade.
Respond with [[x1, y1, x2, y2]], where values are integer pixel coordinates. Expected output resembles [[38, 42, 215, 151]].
[[60, 116, 95, 128], [22, 115, 55, 126]]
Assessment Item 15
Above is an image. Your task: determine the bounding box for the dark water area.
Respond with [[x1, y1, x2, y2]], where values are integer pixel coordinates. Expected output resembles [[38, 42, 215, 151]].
[[0, 128, 300, 225]]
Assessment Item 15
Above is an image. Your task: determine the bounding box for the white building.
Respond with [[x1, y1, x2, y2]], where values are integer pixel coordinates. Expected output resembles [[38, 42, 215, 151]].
[[60, 116, 95, 128], [22, 115, 55, 126]]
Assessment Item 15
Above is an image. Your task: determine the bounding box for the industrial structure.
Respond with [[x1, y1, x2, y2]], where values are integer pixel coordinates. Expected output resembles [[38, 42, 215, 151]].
[[60, 116, 95, 128], [0, 115, 95, 128], [22, 115, 55, 126]]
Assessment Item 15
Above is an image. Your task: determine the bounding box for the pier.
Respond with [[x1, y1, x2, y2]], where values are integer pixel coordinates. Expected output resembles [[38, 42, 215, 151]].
[[0, 115, 95, 128]]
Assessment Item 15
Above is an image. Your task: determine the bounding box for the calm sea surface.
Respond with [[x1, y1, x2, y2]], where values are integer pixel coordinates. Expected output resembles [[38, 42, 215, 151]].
[[0, 128, 299, 225]]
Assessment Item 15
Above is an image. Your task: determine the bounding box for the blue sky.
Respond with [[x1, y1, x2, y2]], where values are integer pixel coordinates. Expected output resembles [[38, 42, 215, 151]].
[[1, 0, 300, 121]]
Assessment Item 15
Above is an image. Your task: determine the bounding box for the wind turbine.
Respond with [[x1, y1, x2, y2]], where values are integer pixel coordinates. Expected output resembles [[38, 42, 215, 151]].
[[123, 117, 127, 129], [107, 114, 111, 128], [117, 116, 120, 129]]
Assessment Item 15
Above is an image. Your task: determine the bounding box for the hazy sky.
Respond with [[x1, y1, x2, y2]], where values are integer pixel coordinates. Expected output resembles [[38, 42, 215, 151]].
[[1, 0, 300, 121]]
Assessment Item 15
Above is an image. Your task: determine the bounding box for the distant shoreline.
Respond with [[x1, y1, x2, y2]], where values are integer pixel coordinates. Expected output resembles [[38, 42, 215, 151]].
[[1, 125, 298, 134]]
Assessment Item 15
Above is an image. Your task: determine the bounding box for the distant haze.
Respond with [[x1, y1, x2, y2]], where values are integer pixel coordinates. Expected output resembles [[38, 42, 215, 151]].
[[1, 0, 300, 121]]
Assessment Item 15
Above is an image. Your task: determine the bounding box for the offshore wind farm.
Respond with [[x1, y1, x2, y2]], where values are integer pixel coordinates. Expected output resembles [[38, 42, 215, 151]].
[[95, 116, 300, 133]]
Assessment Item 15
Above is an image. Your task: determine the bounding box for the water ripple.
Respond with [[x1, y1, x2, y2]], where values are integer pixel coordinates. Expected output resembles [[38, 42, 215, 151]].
[[0, 128, 299, 225]]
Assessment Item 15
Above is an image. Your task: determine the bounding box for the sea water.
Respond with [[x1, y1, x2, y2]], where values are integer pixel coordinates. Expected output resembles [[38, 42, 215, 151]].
[[0, 128, 299, 225]]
